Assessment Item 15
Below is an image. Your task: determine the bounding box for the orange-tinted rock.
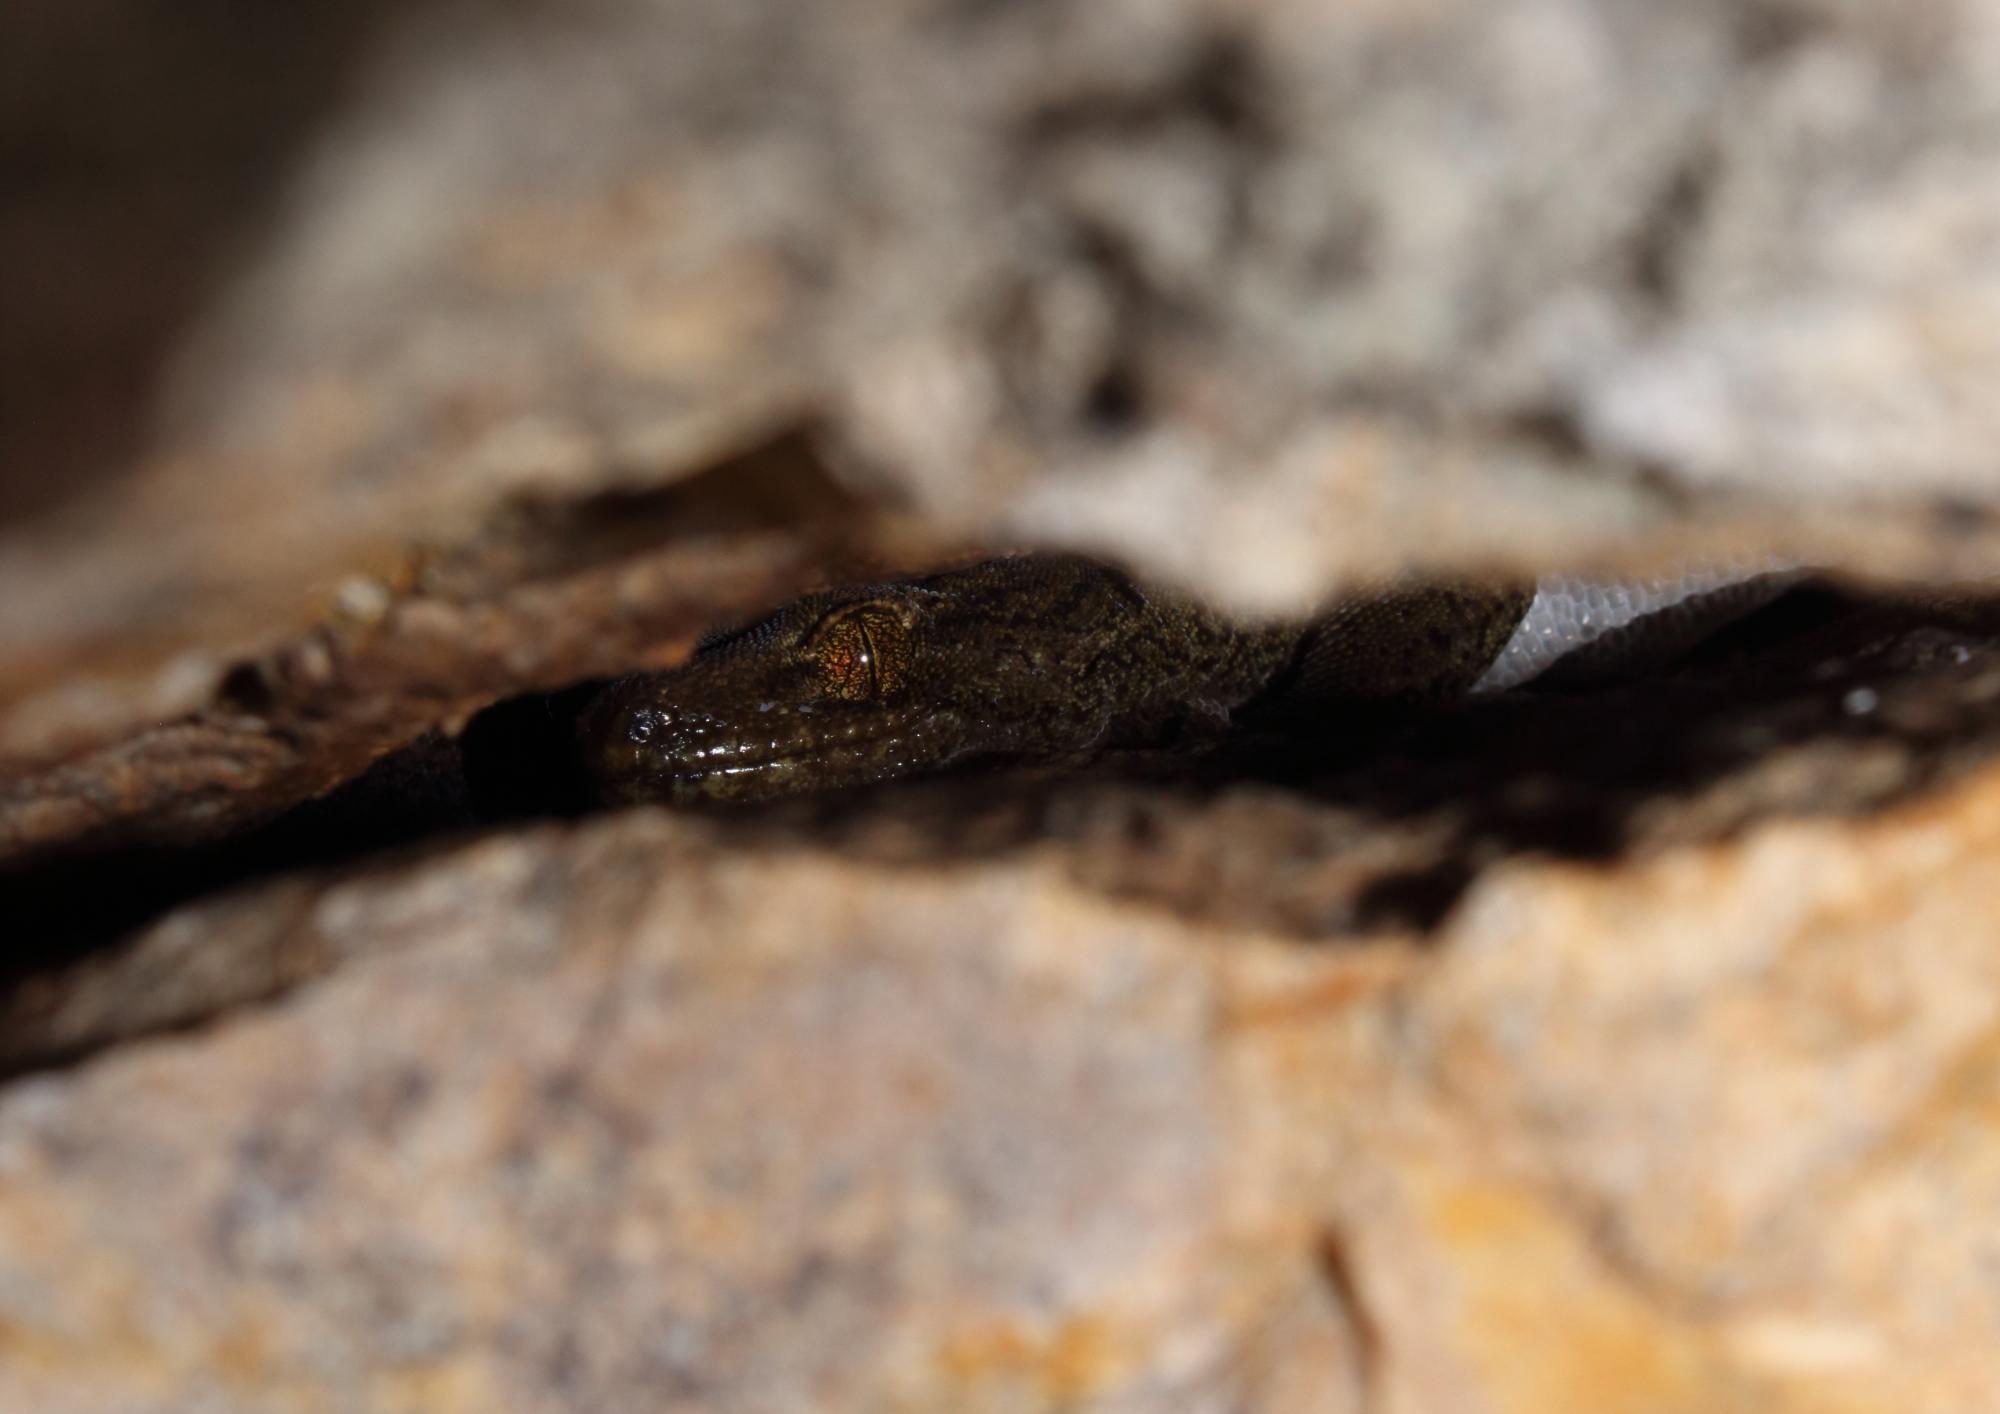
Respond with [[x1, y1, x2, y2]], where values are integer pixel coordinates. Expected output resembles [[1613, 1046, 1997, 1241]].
[[6, 753, 2000, 1409]]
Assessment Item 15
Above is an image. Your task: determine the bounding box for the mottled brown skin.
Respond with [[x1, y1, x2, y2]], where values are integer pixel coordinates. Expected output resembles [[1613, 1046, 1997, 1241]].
[[580, 554, 1532, 805]]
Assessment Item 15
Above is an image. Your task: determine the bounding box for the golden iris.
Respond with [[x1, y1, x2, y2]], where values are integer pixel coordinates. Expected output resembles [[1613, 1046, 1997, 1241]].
[[810, 604, 908, 700]]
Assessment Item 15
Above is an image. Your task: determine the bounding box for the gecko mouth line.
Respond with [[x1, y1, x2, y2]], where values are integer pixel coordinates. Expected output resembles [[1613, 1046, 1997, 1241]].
[[584, 694, 983, 805]]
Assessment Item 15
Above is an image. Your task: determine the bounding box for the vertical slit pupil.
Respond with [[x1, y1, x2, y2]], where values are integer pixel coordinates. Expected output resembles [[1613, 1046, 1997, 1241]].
[[856, 619, 880, 697]]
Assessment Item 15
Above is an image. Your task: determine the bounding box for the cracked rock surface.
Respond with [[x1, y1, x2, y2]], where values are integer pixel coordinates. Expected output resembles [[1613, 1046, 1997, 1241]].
[[8, 587, 2000, 1411], [9, 683, 2000, 1411], [7, 2, 2000, 1411]]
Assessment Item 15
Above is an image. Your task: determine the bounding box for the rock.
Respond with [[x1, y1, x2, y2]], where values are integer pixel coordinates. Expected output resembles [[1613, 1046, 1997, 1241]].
[[0, 438, 940, 863], [4, 585, 2000, 1409], [0, 817, 1377, 1412], [7, 736, 2000, 1409], [8, 3, 2000, 1409]]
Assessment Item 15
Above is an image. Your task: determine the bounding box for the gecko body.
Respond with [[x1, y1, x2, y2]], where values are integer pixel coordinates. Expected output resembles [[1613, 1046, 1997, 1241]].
[[579, 554, 1533, 804]]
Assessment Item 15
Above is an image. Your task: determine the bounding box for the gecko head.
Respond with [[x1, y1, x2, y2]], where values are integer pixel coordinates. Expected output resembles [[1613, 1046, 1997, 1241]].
[[577, 557, 1149, 805], [580, 589, 967, 805]]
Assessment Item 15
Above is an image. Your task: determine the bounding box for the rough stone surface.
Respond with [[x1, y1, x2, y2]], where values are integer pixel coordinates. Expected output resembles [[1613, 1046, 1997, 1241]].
[[7, 743, 2000, 1410], [0, 821, 1378, 1413], [9, 4, 2000, 1411], [6, 584, 2000, 1410]]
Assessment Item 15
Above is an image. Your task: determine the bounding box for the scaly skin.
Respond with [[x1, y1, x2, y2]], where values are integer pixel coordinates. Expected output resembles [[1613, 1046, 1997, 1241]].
[[579, 554, 1532, 804]]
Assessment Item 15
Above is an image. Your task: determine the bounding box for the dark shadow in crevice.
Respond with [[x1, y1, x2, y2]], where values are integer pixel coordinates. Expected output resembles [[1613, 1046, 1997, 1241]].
[[1239, 583, 2000, 930], [2, 734, 470, 984], [0, 680, 609, 989]]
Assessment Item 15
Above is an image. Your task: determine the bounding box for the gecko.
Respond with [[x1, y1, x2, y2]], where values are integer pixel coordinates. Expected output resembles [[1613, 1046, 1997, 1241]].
[[573, 553, 1805, 805], [575, 553, 1580, 805]]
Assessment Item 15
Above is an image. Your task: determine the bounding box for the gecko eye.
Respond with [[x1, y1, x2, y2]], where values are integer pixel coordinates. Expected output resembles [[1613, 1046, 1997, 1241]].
[[808, 602, 910, 701]]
